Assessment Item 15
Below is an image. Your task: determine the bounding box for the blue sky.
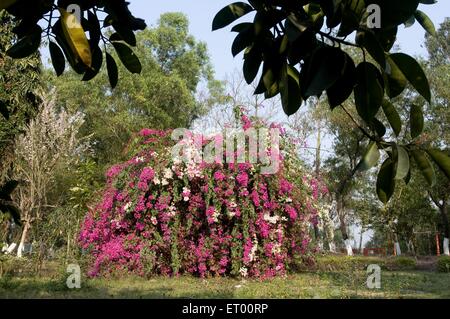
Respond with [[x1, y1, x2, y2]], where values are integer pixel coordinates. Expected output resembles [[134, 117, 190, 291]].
[[129, 0, 450, 80]]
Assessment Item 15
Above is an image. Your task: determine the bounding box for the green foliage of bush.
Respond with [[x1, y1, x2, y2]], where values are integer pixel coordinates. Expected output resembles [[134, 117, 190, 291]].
[[437, 256, 450, 273], [309, 255, 385, 272], [305, 255, 417, 272], [385, 257, 417, 271], [0, 255, 34, 277]]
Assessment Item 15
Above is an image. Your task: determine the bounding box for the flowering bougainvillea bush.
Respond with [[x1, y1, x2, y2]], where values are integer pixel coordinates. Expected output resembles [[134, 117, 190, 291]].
[[79, 114, 326, 278]]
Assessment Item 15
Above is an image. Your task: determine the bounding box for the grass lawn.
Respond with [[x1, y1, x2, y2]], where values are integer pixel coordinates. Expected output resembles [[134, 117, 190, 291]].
[[1, 270, 450, 299]]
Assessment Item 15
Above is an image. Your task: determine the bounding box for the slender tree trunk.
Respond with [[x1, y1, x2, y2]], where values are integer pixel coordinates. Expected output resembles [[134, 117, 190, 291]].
[[359, 227, 364, 254], [337, 198, 352, 256], [410, 240, 416, 257], [429, 192, 449, 256], [321, 204, 336, 252], [17, 220, 30, 258], [393, 232, 401, 256], [5, 220, 13, 245], [313, 122, 322, 249], [441, 203, 450, 256]]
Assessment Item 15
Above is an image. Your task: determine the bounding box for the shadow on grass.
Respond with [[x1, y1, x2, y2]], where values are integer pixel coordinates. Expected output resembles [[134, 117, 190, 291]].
[[0, 275, 236, 299], [1, 271, 449, 299]]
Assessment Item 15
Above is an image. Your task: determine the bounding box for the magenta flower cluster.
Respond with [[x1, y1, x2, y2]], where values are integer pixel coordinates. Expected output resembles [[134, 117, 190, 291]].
[[79, 116, 323, 279]]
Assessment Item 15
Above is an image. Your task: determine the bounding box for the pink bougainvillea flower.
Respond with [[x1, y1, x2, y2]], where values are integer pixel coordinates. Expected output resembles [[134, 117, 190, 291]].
[[79, 112, 320, 279]]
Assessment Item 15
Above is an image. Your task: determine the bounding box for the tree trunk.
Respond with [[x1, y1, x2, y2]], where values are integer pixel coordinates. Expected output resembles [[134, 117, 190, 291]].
[[337, 199, 352, 256], [359, 228, 364, 254], [314, 226, 323, 250], [322, 204, 336, 252], [406, 238, 416, 256], [3, 219, 13, 245], [429, 192, 449, 256], [17, 220, 30, 258], [313, 122, 323, 250], [439, 205, 450, 256], [440, 204, 450, 256], [393, 233, 401, 256]]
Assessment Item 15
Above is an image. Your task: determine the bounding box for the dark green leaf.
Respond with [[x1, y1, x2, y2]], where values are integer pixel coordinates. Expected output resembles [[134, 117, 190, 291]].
[[103, 15, 114, 27], [404, 15, 416, 28], [394, 145, 410, 180], [212, 2, 254, 31], [411, 150, 436, 186], [373, 26, 398, 51], [356, 30, 386, 69], [254, 75, 267, 95], [371, 118, 386, 138], [113, 23, 137, 47], [87, 10, 101, 46], [6, 25, 42, 59], [264, 81, 279, 99], [112, 42, 142, 74], [301, 46, 346, 98], [427, 149, 450, 180], [280, 64, 302, 116], [106, 52, 119, 89], [376, 157, 396, 204], [354, 62, 384, 123], [82, 45, 103, 81], [243, 46, 262, 84], [414, 10, 436, 36], [49, 41, 66, 76], [232, 27, 254, 57], [320, 0, 343, 29], [287, 30, 317, 65], [384, 55, 407, 98], [337, 0, 365, 37], [390, 53, 431, 103], [326, 52, 356, 109], [286, 14, 309, 37], [358, 142, 380, 171], [381, 99, 402, 136], [231, 22, 253, 32], [410, 104, 424, 139]]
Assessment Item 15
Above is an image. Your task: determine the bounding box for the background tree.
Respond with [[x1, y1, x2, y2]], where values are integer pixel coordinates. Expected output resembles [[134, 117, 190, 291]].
[[0, 11, 41, 226], [323, 102, 368, 255], [423, 18, 450, 255], [12, 92, 87, 257], [368, 170, 436, 256], [193, 69, 280, 133]]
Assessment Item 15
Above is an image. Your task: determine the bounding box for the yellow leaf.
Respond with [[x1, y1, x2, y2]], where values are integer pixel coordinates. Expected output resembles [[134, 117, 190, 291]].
[[59, 8, 92, 68], [0, 0, 17, 11]]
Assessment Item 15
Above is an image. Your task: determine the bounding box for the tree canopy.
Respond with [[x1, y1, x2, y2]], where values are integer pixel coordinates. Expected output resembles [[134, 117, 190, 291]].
[[212, 0, 450, 203], [46, 12, 223, 170], [2, 0, 450, 203], [0, 11, 41, 224], [1, 0, 146, 91]]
